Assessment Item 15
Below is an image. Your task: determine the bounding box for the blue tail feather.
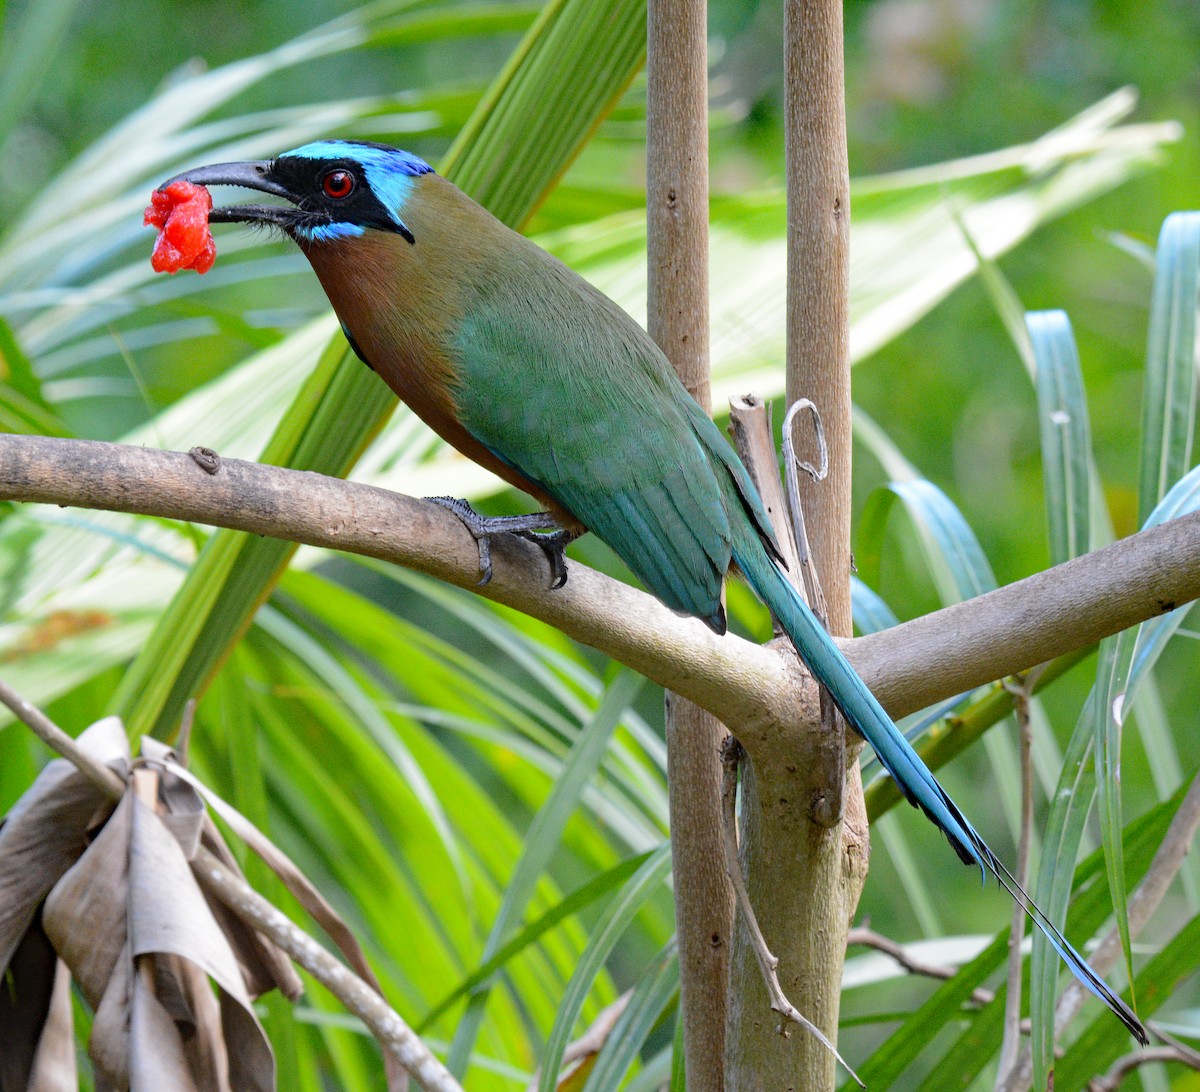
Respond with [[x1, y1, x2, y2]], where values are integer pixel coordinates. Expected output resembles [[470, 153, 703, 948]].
[[733, 538, 1147, 1045]]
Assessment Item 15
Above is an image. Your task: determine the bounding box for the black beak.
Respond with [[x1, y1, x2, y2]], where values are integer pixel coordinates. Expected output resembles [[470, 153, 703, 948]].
[[160, 160, 298, 226]]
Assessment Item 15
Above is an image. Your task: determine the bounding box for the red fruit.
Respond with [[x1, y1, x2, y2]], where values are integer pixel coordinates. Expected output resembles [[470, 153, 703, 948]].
[[143, 181, 216, 274]]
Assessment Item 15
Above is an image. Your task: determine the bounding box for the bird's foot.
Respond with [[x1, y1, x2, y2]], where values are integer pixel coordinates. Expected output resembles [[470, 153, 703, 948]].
[[426, 497, 574, 588], [514, 527, 577, 590]]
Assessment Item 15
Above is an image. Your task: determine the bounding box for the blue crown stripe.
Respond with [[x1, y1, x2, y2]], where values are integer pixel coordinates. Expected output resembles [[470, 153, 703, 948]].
[[282, 140, 434, 178]]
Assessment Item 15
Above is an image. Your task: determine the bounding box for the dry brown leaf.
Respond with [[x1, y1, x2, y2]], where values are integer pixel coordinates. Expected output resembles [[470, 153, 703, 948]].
[[0, 716, 128, 970], [3, 712, 428, 1092], [0, 717, 126, 1092], [157, 751, 409, 1091], [127, 788, 274, 1091], [140, 738, 301, 1002], [27, 958, 76, 1092], [128, 956, 202, 1092], [0, 922, 55, 1090], [0, 920, 76, 1092], [43, 791, 131, 1013], [90, 940, 134, 1087], [37, 771, 275, 1090]]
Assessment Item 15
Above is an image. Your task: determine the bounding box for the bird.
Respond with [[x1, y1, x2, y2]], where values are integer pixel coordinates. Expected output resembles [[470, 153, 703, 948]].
[[164, 139, 1146, 1043]]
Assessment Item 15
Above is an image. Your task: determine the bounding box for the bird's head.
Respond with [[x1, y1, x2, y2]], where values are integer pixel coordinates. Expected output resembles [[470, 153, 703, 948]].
[[163, 139, 435, 246]]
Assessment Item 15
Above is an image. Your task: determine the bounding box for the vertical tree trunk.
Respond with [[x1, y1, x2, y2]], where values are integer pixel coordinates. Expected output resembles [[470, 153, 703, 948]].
[[785, 5, 852, 599], [725, 1, 870, 1088], [646, 2, 732, 1088]]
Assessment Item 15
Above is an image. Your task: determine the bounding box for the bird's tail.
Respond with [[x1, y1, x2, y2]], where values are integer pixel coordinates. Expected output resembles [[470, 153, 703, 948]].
[[732, 535, 1147, 1044]]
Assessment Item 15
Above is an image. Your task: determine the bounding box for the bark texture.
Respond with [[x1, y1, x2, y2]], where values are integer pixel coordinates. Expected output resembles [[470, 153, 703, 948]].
[[646, 3, 733, 1087], [726, 2, 867, 1087]]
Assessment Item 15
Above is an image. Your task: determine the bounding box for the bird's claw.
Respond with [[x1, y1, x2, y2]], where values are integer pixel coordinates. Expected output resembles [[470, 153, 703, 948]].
[[426, 496, 573, 589], [474, 535, 495, 586], [515, 528, 575, 589]]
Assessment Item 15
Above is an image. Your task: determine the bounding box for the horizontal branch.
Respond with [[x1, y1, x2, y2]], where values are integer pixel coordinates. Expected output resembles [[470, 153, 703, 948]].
[[2, 434, 1197, 747], [0, 435, 806, 750], [850, 509, 1200, 717]]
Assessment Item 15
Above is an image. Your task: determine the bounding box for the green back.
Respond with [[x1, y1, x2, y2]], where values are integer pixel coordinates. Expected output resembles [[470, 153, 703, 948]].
[[448, 237, 777, 629]]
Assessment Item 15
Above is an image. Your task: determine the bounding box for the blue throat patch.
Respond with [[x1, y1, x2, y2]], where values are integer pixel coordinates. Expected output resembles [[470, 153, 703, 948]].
[[283, 140, 434, 242], [296, 221, 365, 244]]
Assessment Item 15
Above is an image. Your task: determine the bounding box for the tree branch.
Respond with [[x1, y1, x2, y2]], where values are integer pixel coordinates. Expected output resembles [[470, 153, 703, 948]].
[[1089, 1046, 1200, 1091], [724, 3, 859, 1084], [849, 513, 1200, 718], [846, 927, 994, 1005], [0, 433, 804, 746], [646, 2, 735, 1085], [2, 433, 1198, 749]]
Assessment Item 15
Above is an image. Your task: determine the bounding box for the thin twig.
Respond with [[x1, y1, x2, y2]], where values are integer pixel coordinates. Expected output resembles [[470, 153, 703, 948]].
[[1087, 1046, 1200, 1091], [782, 398, 831, 631], [997, 669, 1041, 1085], [525, 992, 631, 1092], [998, 765, 1200, 1091], [719, 738, 864, 1087], [0, 680, 461, 1092], [193, 847, 461, 1092], [1052, 764, 1200, 1025], [0, 678, 127, 799], [1146, 1020, 1200, 1070], [846, 926, 994, 1006]]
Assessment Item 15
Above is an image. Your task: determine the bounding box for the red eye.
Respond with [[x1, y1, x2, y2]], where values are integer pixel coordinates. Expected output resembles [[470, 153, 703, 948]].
[[322, 170, 355, 199]]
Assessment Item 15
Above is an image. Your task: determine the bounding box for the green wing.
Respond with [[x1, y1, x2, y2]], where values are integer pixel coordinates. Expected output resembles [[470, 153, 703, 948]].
[[449, 246, 770, 629]]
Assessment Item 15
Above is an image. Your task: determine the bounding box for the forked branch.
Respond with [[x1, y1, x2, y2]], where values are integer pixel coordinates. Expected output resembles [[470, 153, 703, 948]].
[[2, 433, 1197, 749]]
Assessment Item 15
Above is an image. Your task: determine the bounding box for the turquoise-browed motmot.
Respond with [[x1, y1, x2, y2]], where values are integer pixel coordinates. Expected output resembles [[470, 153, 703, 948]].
[[166, 140, 1144, 1042]]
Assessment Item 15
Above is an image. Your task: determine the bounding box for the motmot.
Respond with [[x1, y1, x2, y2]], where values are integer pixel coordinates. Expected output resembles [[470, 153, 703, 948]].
[[166, 140, 1145, 1042]]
